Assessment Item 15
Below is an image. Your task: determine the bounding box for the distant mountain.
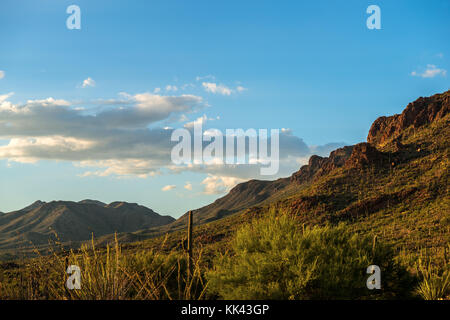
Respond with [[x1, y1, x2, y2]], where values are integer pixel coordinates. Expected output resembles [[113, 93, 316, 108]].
[[78, 199, 107, 207], [0, 200, 175, 251], [20, 200, 46, 212]]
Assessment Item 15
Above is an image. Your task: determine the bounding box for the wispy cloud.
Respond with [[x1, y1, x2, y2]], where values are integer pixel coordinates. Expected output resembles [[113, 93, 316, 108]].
[[411, 65, 447, 78], [0, 70, 5, 79], [196, 75, 215, 82], [202, 82, 233, 95], [201, 82, 248, 96], [165, 85, 178, 92], [162, 185, 176, 191]]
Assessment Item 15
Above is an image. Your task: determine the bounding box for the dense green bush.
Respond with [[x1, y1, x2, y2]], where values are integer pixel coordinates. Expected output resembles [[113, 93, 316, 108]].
[[207, 210, 415, 299]]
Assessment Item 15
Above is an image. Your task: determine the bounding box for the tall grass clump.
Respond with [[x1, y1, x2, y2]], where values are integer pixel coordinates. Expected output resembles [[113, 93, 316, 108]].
[[415, 257, 450, 300], [207, 209, 415, 300]]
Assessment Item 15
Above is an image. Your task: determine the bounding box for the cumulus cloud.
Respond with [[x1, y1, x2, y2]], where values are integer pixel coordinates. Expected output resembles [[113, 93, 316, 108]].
[[0, 70, 5, 79], [82, 77, 96, 88], [162, 185, 176, 191], [411, 65, 447, 78], [184, 182, 193, 190], [201, 175, 245, 195], [0, 92, 205, 168], [0, 92, 345, 186]]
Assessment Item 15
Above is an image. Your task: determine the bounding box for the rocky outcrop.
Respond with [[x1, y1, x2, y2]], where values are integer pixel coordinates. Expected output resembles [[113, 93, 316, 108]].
[[291, 91, 450, 184], [290, 146, 353, 183], [367, 91, 449, 147], [345, 142, 388, 168]]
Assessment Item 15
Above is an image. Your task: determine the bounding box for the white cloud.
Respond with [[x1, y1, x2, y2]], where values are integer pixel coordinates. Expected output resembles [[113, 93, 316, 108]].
[[202, 82, 247, 95], [82, 77, 96, 88], [184, 182, 193, 190], [0, 70, 5, 79], [162, 185, 176, 191], [26, 97, 71, 107], [183, 114, 219, 129], [0, 92, 14, 103], [0, 92, 205, 175], [201, 175, 245, 195], [0, 136, 95, 163], [165, 85, 178, 92], [236, 86, 247, 93], [77, 159, 163, 178], [411, 65, 447, 78], [154, 87, 161, 93], [202, 82, 232, 96], [0, 92, 345, 181]]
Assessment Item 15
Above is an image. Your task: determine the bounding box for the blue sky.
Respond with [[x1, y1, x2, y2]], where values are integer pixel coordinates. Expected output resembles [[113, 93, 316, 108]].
[[0, 0, 449, 217]]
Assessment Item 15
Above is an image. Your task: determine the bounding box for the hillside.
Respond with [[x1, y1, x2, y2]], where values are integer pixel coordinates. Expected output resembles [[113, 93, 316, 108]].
[[0, 200, 175, 252], [191, 90, 449, 226], [106, 91, 449, 261]]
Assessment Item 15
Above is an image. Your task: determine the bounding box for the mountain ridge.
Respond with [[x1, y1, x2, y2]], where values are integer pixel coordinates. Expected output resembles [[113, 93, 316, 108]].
[[0, 200, 175, 251]]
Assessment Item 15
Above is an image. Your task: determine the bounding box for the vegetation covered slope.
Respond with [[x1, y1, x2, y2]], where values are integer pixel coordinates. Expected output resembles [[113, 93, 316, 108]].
[[113, 91, 449, 268]]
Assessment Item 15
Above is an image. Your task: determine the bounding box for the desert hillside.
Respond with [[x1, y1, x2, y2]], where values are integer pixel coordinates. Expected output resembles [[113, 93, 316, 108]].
[[0, 200, 174, 252]]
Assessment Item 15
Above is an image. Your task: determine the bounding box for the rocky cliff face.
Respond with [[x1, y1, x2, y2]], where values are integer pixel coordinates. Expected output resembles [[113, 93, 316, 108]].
[[367, 91, 449, 147], [291, 90, 449, 184], [345, 142, 388, 168], [290, 146, 354, 183]]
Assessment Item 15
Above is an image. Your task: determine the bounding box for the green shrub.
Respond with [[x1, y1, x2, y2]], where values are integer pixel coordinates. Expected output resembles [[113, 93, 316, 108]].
[[207, 210, 415, 299]]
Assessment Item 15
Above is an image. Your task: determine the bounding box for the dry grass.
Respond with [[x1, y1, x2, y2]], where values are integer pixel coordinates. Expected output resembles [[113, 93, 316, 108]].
[[0, 233, 208, 300]]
